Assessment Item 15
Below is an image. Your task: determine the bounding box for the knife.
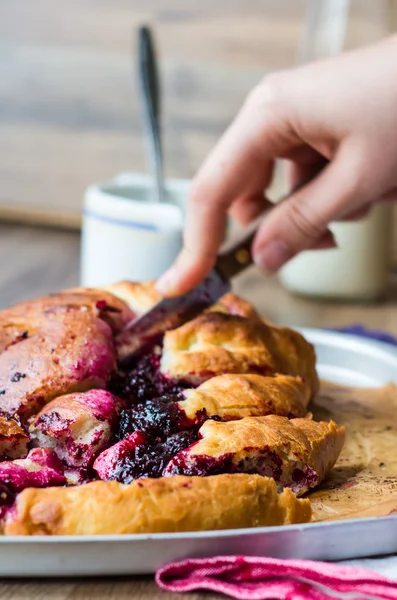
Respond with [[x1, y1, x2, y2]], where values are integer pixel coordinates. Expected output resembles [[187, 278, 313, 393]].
[[116, 217, 259, 367]]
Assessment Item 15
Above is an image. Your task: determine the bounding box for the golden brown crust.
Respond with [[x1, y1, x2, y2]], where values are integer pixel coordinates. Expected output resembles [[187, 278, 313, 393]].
[[0, 417, 29, 459], [209, 293, 260, 320], [180, 373, 311, 420], [289, 417, 346, 484], [166, 416, 345, 495], [102, 281, 259, 321], [161, 312, 318, 396], [103, 281, 161, 316], [5, 474, 312, 535], [1, 288, 134, 335], [161, 312, 280, 384], [268, 325, 319, 396], [0, 310, 116, 419]]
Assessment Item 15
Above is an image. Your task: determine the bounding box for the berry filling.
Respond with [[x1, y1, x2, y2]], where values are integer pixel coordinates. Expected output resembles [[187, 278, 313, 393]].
[[116, 397, 207, 441], [94, 429, 198, 483], [110, 352, 190, 404], [0, 448, 66, 495], [163, 452, 235, 477], [163, 445, 319, 494]]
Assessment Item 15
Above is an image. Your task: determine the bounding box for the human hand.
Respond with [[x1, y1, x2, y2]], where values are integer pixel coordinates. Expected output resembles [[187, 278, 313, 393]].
[[157, 35, 397, 296]]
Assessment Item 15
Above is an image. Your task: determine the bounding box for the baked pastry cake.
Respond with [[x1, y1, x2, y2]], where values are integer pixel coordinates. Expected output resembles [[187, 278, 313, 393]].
[[5, 474, 311, 536], [0, 280, 344, 535]]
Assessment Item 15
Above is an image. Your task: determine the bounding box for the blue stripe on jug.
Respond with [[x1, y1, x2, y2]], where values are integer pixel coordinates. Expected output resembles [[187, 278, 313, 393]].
[[83, 209, 159, 232]]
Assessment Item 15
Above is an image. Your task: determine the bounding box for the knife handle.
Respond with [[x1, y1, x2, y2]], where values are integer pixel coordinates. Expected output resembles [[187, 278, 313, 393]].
[[215, 218, 259, 281]]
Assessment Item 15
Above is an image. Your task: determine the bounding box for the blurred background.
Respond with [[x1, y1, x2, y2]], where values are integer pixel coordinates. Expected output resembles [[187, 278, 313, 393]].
[[0, 1, 395, 222], [1, 0, 397, 320]]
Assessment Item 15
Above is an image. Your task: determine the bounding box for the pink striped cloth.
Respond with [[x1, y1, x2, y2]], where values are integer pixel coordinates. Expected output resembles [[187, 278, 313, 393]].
[[155, 555, 397, 599]]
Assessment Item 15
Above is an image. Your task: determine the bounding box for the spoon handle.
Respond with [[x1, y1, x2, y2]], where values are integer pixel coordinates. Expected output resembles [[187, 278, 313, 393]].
[[138, 25, 164, 203]]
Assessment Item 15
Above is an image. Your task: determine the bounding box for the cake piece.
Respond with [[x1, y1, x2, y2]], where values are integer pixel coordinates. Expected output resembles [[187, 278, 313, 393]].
[[0, 310, 116, 418], [160, 312, 318, 394], [179, 373, 311, 421], [5, 474, 312, 535], [164, 415, 345, 495], [160, 312, 282, 384], [29, 390, 123, 469]]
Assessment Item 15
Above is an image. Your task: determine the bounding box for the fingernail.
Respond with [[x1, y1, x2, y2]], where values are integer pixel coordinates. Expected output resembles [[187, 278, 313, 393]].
[[155, 268, 178, 295], [254, 240, 294, 273]]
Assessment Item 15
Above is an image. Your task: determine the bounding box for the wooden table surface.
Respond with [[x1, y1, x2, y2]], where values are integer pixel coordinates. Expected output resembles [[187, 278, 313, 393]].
[[1, 222, 397, 599]]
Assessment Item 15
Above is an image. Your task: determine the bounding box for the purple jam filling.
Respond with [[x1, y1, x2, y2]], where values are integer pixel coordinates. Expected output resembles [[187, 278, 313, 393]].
[[0, 449, 66, 495], [258, 446, 284, 480], [111, 352, 190, 404], [164, 452, 235, 477], [116, 396, 207, 442], [34, 411, 71, 437], [105, 430, 198, 483], [291, 466, 318, 493]]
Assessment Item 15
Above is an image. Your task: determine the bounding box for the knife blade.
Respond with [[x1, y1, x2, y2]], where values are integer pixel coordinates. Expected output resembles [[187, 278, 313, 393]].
[[116, 216, 259, 367]]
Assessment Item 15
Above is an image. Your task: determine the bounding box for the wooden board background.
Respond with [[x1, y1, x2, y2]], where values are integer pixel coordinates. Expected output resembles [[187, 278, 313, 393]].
[[0, 0, 393, 220]]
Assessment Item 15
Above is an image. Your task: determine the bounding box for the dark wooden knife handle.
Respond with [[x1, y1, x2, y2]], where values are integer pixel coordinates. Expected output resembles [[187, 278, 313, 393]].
[[215, 218, 259, 281]]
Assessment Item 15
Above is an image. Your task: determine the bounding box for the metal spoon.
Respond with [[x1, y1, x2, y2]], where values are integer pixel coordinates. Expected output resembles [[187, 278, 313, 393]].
[[137, 25, 165, 204]]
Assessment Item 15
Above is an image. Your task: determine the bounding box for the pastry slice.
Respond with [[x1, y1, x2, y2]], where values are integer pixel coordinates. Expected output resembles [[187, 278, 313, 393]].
[[160, 312, 279, 385], [104, 280, 161, 317], [29, 390, 123, 470], [179, 373, 311, 421], [160, 311, 318, 395], [5, 473, 311, 536], [0, 287, 135, 336], [0, 310, 116, 418], [164, 415, 345, 495]]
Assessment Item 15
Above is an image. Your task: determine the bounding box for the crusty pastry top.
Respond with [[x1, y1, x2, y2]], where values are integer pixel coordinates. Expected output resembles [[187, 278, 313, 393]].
[[164, 415, 345, 495], [208, 293, 261, 320], [180, 373, 311, 420], [160, 312, 281, 383], [0, 309, 116, 418], [103, 280, 161, 317], [0, 288, 134, 336], [5, 474, 312, 536], [160, 311, 318, 395]]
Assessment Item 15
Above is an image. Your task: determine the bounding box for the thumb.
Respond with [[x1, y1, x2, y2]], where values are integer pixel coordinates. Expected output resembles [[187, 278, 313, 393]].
[[253, 143, 367, 272]]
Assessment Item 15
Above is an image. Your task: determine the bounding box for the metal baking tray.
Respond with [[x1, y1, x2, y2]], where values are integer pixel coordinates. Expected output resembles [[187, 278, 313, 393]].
[[1, 328, 397, 577]]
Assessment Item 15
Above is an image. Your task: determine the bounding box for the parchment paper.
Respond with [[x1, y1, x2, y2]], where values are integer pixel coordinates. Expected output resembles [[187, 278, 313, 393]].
[[310, 381, 397, 521]]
